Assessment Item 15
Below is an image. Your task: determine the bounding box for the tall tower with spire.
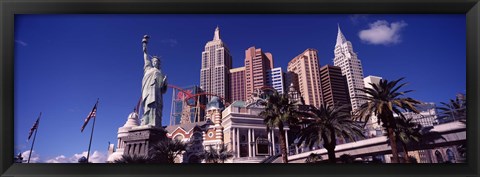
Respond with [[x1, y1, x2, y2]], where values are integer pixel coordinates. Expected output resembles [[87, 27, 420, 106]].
[[200, 26, 233, 103], [333, 25, 366, 111]]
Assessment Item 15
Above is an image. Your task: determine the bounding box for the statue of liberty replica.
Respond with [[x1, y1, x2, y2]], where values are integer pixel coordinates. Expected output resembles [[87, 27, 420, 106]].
[[118, 35, 168, 157], [141, 35, 167, 127]]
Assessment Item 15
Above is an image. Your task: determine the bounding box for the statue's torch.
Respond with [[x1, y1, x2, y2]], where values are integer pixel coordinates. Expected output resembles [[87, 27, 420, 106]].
[[142, 35, 150, 52]]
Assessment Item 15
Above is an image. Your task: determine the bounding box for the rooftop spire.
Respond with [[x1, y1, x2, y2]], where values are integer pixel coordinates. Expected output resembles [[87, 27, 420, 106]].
[[213, 25, 220, 40], [336, 24, 347, 46]]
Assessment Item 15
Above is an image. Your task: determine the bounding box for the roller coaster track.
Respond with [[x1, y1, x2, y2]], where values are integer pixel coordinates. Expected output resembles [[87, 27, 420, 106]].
[[167, 84, 231, 109], [136, 84, 278, 111]]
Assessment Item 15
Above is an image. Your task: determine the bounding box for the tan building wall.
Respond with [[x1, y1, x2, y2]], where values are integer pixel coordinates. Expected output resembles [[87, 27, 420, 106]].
[[244, 46, 273, 100], [230, 67, 246, 102], [287, 48, 322, 108]]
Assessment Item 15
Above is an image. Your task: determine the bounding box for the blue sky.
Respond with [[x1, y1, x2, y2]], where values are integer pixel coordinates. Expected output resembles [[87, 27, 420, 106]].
[[14, 14, 465, 163]]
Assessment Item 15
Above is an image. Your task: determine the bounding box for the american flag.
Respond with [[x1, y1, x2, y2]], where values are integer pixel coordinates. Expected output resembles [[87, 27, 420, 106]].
[[27, 113, 41, 141], [81, 101, 98, 132]]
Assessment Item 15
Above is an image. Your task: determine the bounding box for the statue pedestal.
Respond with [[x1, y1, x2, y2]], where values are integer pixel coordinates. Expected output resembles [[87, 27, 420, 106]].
[[122, 125, 167, 156]]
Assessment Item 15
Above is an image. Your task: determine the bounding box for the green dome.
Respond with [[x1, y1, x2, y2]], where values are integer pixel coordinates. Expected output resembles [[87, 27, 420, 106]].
[[206, 96, 224, 111]]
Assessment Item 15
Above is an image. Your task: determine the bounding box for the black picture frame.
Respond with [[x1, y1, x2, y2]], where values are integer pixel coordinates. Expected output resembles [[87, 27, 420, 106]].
[[1, 0, 479, 177]]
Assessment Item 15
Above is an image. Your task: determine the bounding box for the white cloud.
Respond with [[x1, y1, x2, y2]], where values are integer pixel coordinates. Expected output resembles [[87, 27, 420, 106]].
[[90, 151, 107, 163], [359, 20, 408, 45], [46, 150, 107, 163], [15, 40, 28, 47], [21, 150, 40, 163], [45, 155, 69, 163], [71, 151, 87, 162], [75, 150, 107, 163]]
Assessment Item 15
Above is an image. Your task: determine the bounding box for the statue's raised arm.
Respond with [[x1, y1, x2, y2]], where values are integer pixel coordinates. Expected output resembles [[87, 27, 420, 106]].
[[142, 35, 151, 69]]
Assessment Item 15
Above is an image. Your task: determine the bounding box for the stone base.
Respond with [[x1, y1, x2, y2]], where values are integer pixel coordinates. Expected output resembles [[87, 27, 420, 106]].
[[122, 126, 167, 157]]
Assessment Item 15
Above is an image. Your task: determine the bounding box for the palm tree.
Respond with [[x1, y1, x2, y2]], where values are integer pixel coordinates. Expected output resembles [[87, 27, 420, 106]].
[[297, 104, 365, 163], [391, 118, 422, 163], [150, 139, 187, 163], [218, 146, 234, 163], [259, 91, 299, 163], [114, 154, 154, 163], [354, 77, 421, 163], [437, 93, 466, 123], [199, 145, 218, 163], [390, 118, 446, 163], [198, 145, 234, 163]]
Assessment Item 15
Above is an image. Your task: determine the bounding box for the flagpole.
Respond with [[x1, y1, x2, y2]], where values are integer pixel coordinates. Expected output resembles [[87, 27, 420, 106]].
[[28, 112, 41, 163], [86, 99, 98, 163]]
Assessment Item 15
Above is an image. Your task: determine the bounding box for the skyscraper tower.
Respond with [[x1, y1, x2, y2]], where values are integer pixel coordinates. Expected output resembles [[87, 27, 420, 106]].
[[320, 65, 351, 111], [287, 48, 323, 108], [333, 25, 366, 111], [266, 67, 285, 94], [244, 46, 273, 100], [200, 26, 233, 103]]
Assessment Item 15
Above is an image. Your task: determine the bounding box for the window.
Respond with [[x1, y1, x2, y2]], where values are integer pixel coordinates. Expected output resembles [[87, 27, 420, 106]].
[[446, 149, 456, 162], [435, 150, 444, 163]]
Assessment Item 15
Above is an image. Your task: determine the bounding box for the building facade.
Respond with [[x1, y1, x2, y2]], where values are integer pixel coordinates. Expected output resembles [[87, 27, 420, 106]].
[[319, 65, 351, 110], [222, 100, 290, 163], [333, 25, 366, 111], [107, 111, 141, 162], [168, 95, 289, 163], [200, 26, 233, 103], [403, 102, 438, 127], [266, 67, 285, 94], [165, 121, 207, 163], [287, 48, 323, 108], [364, 75, 382, 90], [244, 46, 273, 101], [230, 67, 246, 102]]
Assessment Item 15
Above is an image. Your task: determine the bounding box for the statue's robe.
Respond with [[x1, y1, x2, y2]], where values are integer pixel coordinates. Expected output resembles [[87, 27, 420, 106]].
[[141, 60, 167, 127]]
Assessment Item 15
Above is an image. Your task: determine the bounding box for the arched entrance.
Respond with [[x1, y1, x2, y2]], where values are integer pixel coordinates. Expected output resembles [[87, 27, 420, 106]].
[[435, 150, 444, 163], [446, 149, 456, 162]]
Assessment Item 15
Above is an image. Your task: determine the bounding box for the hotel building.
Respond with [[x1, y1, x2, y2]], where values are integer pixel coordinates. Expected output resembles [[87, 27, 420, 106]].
[[244, 46, 273, 101], [168, 95, 290, 163], [222, 98, 290, 163], [319, 65, 351, 110], [333, 25, 366, 111], [200, 26, 233, 103], [287, 48, 323, 108], [230, 67, 246, 102], [266, 67, 285, 94]]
